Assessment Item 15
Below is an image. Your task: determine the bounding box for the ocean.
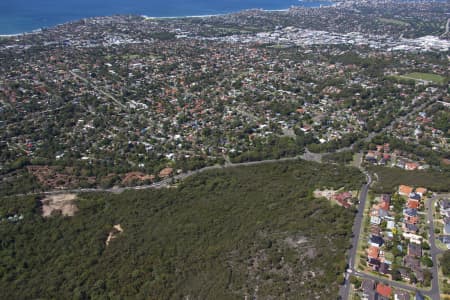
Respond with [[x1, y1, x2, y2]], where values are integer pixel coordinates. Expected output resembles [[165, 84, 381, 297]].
[[0, 0, 333, 35]]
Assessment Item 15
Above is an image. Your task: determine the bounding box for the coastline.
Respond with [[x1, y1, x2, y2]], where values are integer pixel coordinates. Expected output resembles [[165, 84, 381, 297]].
[[141, 8, 292, 20], [0, 34, 22, 38], [0, 3, 333, 36], [0, 29, 41, 38]]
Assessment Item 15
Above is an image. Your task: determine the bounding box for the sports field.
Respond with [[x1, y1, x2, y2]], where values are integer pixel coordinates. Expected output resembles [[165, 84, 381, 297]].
[[399, 72, 447, 84]]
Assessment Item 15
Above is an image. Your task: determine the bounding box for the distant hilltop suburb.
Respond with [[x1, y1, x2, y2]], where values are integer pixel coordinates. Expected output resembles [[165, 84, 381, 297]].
[[0, 0, 449, 195], [0, 1, 449, 42], [3, 1, 447, 41]]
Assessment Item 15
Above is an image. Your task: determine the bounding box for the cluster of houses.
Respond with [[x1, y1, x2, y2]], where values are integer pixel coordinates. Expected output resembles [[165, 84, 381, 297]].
[[365, 144, 392, 166], [214, 12, 450, 52], [367, 193, 393, 275], [0, 214, 24, 223], [2, 5, 448, 190], [119, 167, 175, 186], [392, 104, 449, 154], [333, 191, 354, 208], [365, 144, 427, 171], [397, 185, 429, 285], [365, 185, 429, 284], [360, 279, 425, 300], [438, 198, 450, 249], [313, 189, 355, 208], [26, 165, 96, 189]]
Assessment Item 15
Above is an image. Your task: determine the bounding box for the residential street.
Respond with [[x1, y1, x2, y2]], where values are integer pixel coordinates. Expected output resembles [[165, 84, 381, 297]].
[[425, 194, 449, 300], [19, 149, 329, 197], [4, 123, 446, 300], [339, 190, 447, 300], [351, 270, 428, 295], [339, 170, 372, 300], [1, 2, 449, 298]]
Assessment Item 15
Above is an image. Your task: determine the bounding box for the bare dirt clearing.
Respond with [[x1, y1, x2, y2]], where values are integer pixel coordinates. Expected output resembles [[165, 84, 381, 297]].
[[106, 224, 124, 246], [313, 189, 338, 200], [41, 194, 78, 217]]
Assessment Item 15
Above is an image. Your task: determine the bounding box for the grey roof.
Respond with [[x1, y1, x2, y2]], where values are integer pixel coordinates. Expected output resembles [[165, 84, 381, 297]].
[[361, 278, 375, 292], [405, 223, 419, 232], [403, 208, 417, 216], [409, 193, 421, 200], [413, 267, 424, 282], [370, 235, 384, 246], [440, 199, 450, 209], [394, 290, 410, 300], [379, 209, 388, 218], [381, 194, 391, 203], [408, 243, 422, 257], [404, 256, 420, 269], [415, 291, 425, 300], [368, 258, 381, 266], [379, 263, 389, 274]]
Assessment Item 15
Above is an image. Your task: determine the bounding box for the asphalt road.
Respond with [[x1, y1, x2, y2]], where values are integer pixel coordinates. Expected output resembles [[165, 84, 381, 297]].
[[350, 270, 428, 295], [34, 155, 310, 196], [6, 96, 442, 298], [70, 70, 126, 109], [41, 162, 446, 300], [338, 99, 439, 300], [6, 98, 434, 198], [339, 191, 447, 300], [339, 170, 372, 300], [425, 195, 449, 300], [25, 149, 330, 197]]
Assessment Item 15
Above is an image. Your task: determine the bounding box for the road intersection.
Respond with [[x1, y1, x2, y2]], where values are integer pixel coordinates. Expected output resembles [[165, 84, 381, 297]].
[[339, 181, 446, 300], [7, 131, 446, 300]]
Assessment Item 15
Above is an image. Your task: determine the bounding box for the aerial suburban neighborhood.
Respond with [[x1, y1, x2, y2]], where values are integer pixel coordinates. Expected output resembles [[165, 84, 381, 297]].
[[346, 183, 450, 299], [1, 9, 448, 191], [0, 0, 448, 299]]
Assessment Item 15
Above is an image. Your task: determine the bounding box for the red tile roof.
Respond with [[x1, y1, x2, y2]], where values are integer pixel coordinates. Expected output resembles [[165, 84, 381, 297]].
[[376, 283, 392, 297], [408, 199, 420, 209], [405, 162, 419, 170], [159, 167, 173, 178], [380, 201, 390, 211], [416, 187, 427, 195], [368, 246, 379, 259], [399, 185, 413, 196]]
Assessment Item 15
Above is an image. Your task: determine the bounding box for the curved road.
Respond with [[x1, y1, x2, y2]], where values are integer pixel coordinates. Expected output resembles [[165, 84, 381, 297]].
[[8, 96, 434, 198], [425, 195, 448, 300], [9, 101, 443, 299], [15, 148, 326, 197], [31, 153, 313, 196], [11, 140, 446, 300]]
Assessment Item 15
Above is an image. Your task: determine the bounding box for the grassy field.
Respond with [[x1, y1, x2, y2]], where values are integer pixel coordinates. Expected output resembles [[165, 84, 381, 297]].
[[0, 160, 364, 299], [351, 152, 363, 169], [399, 72, 447, 85], [378, 18, 410, 26]]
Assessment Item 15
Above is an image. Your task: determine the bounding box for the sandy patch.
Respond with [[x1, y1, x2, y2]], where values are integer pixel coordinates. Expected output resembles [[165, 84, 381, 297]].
[[285, 236, 309, 248], [313, 189, 338, 200], [41, 194, 78, 217], [106, 224, 124, 246]]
